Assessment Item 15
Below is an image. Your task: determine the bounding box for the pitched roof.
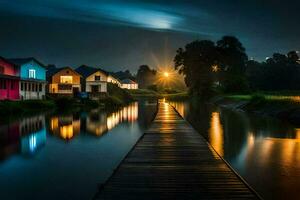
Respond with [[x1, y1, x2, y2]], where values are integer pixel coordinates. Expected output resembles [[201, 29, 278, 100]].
[[8, 57, 46, 68], [46, 67, 82, 77], [75, 65, 108, 78], [0, 56, 18, 67], [121, 78, 137, 84]]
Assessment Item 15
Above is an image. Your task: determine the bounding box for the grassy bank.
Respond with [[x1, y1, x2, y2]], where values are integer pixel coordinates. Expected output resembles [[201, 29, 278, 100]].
[[128, 88, 189, 101], [215, 93, 300, 125]]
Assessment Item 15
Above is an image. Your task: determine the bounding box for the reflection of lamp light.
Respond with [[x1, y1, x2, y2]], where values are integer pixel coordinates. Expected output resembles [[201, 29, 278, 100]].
[[209, 112, 224, 156]]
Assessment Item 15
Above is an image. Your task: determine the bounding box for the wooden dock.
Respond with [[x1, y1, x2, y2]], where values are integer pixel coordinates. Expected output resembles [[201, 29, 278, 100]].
[[94, 101, 260, 199]]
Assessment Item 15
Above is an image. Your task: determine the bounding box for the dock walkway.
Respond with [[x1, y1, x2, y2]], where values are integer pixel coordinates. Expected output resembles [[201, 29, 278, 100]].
[[95, 101, 259, 199]]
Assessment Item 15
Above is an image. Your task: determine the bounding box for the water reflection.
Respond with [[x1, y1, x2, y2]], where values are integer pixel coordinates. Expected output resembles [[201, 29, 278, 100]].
[[50, 114, 81, 140], [169, 100, 300, 199], [0, 115, 46, 160], [209, 112, 224, 156], [86, 102, 138, 136]]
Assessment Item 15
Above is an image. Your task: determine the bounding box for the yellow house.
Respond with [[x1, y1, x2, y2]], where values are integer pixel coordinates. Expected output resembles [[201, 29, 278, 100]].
[[47, 67, 82, 95]]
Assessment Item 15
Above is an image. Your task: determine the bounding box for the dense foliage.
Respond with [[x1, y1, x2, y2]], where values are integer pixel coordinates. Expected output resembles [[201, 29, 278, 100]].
[[174, 36, 300, 97], [174, 36, 248, 97], [246, 51, 300, 91]]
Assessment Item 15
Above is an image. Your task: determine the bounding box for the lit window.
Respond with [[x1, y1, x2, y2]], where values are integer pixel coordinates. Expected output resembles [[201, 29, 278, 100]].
[[60, 76, 73, 83], [29, 69, 36, 79]]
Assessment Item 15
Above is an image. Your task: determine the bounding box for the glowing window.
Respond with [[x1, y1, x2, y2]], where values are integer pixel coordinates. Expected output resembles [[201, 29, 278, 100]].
[[29, 69, 36, 78], [60, 76, 73, 83]]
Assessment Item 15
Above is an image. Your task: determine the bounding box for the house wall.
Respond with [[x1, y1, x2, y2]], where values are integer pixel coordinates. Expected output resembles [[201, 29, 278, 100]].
[[49, 68, 81, 94], [121, 83, 138, 90], [86, 71, 107, 82], [20, 60, 46, 80], [20, 81, 46, 100], [0, 59, 19, 76], [86, 82, 107, 93], [85, 71, 108, 93], [0, 79, 20, 100], [107, 76, 121, 87], [51, 68, 80, 84], [0, 58, 20, 100]]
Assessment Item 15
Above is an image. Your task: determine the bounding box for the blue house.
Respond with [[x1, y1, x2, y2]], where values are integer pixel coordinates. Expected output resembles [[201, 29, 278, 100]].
[[9, 58, 47, 100]]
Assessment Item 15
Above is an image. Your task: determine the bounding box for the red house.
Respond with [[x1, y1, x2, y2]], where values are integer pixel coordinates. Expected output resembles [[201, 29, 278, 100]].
[[0, 57, 20, 100]]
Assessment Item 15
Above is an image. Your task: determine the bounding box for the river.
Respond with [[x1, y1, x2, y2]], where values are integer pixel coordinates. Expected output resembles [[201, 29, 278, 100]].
[[0, 100, 157, 200], [170, 100, 300, 200], [1, 99, 300, 199]]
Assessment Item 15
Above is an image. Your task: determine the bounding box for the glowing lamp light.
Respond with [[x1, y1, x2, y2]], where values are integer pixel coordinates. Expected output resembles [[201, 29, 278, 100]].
[[164, 72, 169, 78]]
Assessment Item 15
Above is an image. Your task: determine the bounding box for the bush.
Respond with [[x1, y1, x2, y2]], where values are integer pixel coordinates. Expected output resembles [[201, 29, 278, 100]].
[[54, 97, 76, 109], [107, 83, 133, 104], [147, 84, 158, 92], [223, 76, 250, 94]]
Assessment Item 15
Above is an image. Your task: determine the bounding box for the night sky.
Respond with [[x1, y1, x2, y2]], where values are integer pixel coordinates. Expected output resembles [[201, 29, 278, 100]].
[[0, 0, 299, 72]]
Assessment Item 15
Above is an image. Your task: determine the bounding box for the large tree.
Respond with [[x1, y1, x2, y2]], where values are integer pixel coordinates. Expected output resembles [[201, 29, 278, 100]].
[[174, 36, 249, 96], [174, 40, 218, 97], [216, 36, 249, 93]]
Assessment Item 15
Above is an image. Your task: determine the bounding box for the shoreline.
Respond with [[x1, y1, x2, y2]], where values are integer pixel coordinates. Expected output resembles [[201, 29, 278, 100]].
[[212, 95, 300, 126]]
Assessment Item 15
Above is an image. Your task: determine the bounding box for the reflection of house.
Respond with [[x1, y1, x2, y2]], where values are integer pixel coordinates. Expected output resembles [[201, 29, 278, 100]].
[[107, 74, 121, 87], [86, 109, 108, 136], [9, 57, 47, 100], [0, 56, 20, 100], [0, 114, 46, 159], [121, 79, 138, 90], [107, 102, 138, 129], [47, 67, 82, 96], [19, 115, 46, 155], [0, 121, 20, 160], [75, 65, 108, 99], [50, 114, 81, 140]]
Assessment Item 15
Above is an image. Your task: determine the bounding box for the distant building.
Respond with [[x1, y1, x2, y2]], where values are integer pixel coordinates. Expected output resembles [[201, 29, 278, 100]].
[[121, 79, 138, 90], [107, 74, 122, 87], [47, 67, 82, 96], [75, 65, 108, 99], [0, 57, 20, 100], [9, 57, 46, 100]]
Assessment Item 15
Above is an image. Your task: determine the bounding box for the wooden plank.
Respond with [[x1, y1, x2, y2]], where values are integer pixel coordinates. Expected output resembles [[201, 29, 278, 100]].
[[94, 101, 261, 200]]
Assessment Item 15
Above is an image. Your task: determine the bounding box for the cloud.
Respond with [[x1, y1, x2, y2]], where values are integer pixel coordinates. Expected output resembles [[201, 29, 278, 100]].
[[0, 0, 213, 34]]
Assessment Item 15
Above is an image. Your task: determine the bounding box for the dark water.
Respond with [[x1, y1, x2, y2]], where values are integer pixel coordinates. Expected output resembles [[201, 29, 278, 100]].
[[170, 100, 300, 200], [0, 100, 157, 200]]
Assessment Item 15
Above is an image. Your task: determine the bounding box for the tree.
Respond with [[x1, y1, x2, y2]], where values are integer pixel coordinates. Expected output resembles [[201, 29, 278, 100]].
[[174, 40, 218, 97], [287, 51, 299, 62], [136, 65, 157, 89], [216, 36, 249, 93]]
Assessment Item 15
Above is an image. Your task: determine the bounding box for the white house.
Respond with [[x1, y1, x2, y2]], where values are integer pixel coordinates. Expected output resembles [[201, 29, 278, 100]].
[[75, 65, 108, 99], [107, 74, 122, 87], [121, 79, 138, 90]]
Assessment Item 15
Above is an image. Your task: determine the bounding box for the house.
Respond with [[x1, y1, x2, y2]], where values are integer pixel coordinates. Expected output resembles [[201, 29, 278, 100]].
[[107, 73, 122, 87], [0, 57, 20, 100], [121, 79, 138, 90], [47, 67, 82, 96], [75, 65, 108, 99], [9, 57, 46, 100]]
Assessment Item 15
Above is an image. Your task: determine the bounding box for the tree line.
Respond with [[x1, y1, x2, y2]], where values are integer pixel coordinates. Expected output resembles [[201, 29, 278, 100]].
[[173, 36, 300, 97]]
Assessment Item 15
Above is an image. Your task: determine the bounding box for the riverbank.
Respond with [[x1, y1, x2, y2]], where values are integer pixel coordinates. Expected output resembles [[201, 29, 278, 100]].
[[213, 94, 300, 125], [128, 89, 189, 101], [0, 83, 134, 117]]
